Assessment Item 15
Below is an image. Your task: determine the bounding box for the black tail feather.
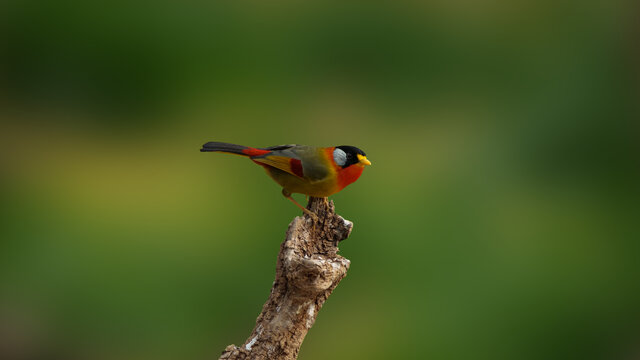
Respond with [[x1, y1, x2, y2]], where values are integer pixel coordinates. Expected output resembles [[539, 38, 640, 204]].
[[200, 142, 250, 154]]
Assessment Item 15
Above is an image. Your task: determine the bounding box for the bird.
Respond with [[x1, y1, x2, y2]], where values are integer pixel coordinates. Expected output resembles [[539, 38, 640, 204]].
[[200, 142, 371, 217]]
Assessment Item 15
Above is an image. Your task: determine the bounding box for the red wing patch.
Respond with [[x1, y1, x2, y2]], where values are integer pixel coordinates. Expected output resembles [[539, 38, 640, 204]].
[[252, 155, 305, 178], [289, 158, 304, 177]]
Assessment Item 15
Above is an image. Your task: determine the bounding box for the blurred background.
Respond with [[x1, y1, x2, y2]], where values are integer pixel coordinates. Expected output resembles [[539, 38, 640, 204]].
[[1, 0, 639, 359]]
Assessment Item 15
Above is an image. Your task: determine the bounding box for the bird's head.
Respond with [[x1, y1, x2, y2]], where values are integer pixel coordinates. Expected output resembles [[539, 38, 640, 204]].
[[333, 146, 371, 168]]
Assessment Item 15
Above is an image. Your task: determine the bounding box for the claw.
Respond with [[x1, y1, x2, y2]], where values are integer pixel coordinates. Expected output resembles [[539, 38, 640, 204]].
[[303, 208, 319, 222]]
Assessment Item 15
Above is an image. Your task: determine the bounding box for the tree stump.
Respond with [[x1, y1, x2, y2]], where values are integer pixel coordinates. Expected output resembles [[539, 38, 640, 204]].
[[219, 197, 352, 360]]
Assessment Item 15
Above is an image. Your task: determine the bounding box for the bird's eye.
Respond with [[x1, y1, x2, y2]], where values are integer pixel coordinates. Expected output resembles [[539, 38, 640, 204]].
[[333, 148, 347, 166]]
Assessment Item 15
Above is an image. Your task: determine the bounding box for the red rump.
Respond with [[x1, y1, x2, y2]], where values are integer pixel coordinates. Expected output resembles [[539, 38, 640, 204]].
[[242, 147, 271, 157], [289, 158, 304, 177]]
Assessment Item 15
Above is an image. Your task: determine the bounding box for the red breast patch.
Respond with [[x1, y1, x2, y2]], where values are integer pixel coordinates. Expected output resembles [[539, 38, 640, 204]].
[[337, 164, 364, 190]]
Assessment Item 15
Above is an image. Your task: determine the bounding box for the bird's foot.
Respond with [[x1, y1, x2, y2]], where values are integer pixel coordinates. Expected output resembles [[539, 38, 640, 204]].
[[283, 189, 319, 222], [302, 208, 319, 222]]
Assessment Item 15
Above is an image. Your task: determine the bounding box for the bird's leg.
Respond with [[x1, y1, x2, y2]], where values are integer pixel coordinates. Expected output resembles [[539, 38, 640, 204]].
[[282, 189, 318, 221]]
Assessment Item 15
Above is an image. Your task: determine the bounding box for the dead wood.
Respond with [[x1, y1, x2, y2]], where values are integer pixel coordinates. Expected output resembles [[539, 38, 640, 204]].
[[219, 197, 352, 360]]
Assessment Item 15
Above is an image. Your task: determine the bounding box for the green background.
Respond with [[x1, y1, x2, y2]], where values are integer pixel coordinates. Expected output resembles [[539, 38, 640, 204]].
[[1, 1, 638, 359]]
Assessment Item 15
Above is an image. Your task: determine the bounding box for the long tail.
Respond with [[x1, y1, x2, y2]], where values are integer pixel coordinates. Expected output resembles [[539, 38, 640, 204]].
[[200, 142, 270, 157]]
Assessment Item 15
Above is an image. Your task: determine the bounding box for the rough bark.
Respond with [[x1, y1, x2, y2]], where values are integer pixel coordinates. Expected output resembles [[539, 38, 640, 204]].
[[219, 197, 352, 360]]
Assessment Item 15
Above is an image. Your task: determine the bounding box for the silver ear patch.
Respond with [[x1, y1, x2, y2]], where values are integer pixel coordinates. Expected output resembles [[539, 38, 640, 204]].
[[333, 148, 347, 166]]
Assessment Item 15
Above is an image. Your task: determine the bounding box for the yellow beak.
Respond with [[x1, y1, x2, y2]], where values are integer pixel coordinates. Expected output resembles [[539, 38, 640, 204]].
[[357, 154, 372, 166]]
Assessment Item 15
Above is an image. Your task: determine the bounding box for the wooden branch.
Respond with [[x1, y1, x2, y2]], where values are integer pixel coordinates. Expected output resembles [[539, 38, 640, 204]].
[[219, 197, 353, 360]]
